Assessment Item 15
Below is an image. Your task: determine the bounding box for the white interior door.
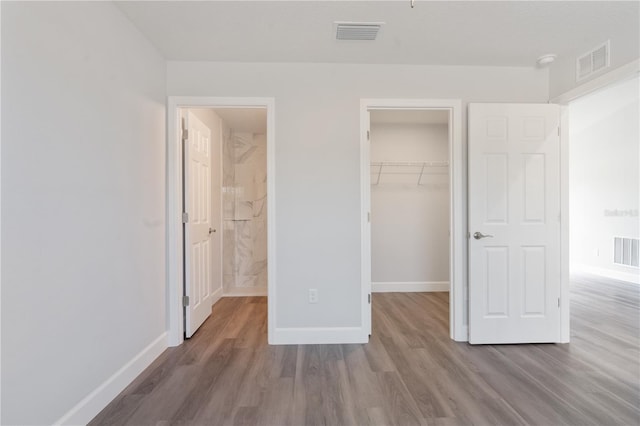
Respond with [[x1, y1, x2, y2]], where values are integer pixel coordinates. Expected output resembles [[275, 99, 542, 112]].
[[468, 103, 561, 344], [184, 111, 214, 338]]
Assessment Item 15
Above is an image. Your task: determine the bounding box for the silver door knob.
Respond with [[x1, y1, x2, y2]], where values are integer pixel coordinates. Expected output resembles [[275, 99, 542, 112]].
[[473, 231, 494, 240], [209, 227, 216, 235]]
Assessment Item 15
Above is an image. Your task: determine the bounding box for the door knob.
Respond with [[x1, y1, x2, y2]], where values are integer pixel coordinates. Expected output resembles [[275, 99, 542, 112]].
[[473, 231, 494, 240], [209, 227, 216, 235]]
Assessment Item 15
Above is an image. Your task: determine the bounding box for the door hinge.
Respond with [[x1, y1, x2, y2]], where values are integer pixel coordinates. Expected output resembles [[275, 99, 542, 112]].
[[367, 130, 370, 140], [182, 212, 189, 223], [368, 294, 371, 304], [181, 118, 189, 141], [183, 295, 190, 307], [557, 127, 560, 136], [367, 212, 371, 222], [558, 297, 561, 307]]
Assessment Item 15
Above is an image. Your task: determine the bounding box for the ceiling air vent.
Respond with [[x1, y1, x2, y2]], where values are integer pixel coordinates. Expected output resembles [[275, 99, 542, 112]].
[[335, 22, 384, 41], [576, 40, 610, 82]]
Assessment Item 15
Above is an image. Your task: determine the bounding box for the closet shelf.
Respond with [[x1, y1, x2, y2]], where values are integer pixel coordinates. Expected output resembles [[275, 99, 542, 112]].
[[371, 161, 449, 185]]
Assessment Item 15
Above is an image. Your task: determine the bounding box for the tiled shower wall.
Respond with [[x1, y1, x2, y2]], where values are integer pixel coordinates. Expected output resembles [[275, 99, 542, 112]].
[[222, 128, 268, 294]]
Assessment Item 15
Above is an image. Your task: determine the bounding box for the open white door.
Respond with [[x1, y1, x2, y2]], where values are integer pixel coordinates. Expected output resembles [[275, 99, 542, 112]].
[[183, 111, 214, 338], [468, 103, 561, 344]]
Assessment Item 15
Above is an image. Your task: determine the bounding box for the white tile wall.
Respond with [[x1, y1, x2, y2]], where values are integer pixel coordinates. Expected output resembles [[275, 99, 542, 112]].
[[223, 130, 268, 293]]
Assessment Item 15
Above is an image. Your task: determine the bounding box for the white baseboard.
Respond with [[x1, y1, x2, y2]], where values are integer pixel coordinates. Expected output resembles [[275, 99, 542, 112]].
[[223, 287, 267, 297], [211, 286, 224, 305], [54, 332, 168, 426], [571, 264, 640, 285], [271, 327, 368, 345], [372, 281, 450, 293]]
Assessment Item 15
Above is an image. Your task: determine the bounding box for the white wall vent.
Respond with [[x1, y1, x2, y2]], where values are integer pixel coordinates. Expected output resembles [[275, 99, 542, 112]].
[[614, 237, 640, 268], [576, 40, 610, 82], [335, 22, 384, 41]]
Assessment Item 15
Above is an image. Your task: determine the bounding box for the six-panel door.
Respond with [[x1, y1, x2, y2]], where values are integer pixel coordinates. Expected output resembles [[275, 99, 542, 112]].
[[468, 103, 561, 344], [184, 111, 214, 338]]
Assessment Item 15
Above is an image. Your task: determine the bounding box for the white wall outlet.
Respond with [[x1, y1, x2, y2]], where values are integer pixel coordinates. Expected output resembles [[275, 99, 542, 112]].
[[308, 289, 318, 304]]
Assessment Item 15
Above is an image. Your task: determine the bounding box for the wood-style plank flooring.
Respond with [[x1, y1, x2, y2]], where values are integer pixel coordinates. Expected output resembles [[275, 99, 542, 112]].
[[90, 274, 640, 425]]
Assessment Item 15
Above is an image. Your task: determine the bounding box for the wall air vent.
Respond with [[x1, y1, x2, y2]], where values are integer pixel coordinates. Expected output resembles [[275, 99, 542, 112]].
[[576, 40, 610, 82], [335, 22, 384, 41], [614, 237, 640, 268]]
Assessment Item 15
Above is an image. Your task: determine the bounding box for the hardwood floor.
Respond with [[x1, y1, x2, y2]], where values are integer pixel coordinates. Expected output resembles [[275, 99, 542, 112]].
[[90, 275, 640, 425]]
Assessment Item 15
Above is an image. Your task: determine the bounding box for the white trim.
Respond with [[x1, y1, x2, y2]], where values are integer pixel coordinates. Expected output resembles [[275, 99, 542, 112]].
[[0, 3, 3, 420], [167, 97, 276, 347], [372, 281, 450, 293], [551, 59, 640, 105], [272, 327, 368, 345], [360, 99, 466, 343], [53, 333, 168, 426], [560, 106, 571, 343], [223, 288, 268, 297], [571, 264, 640, 285], [360, 104, 372, 336], [459, 325, 468, 341]]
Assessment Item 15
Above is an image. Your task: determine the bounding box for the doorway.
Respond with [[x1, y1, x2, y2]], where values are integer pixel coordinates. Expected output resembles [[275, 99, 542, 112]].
[[360, 99, 464, 341], [167, 97, 276, 346], [568, 76, 639, 283], [369, 110, 451, 291]]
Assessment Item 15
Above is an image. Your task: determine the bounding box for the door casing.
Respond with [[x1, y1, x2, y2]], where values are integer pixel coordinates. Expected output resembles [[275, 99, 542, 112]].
[[167, 97, 276, 347], [360, 99, 466, 341]]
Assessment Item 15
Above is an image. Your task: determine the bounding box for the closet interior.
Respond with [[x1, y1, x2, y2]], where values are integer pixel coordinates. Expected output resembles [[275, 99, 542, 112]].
[[370, 109, 451, 293]]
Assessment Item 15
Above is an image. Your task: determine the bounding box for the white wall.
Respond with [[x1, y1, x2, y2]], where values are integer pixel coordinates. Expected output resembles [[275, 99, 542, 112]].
[[370, 123, 450, 285], [1, 2, 166, 424], [167, 61, 549, 330], [569, 76, 639, 282]]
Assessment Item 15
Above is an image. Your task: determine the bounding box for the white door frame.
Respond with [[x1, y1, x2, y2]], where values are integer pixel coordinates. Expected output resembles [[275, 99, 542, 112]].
[[167, 96, 276, 347], [360, 99, 466, 341]]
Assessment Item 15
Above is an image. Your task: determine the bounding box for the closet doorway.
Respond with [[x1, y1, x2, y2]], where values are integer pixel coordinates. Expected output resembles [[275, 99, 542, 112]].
[[360, 99, 465, 341]]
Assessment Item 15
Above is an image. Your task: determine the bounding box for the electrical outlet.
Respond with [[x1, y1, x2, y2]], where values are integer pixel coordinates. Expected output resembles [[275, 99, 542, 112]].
[[308, 289, 318, 304]]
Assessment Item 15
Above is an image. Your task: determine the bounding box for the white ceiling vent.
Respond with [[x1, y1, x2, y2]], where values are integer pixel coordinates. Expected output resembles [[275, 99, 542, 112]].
[[335, 22, 384, 41], [576, 40, 610, 82]]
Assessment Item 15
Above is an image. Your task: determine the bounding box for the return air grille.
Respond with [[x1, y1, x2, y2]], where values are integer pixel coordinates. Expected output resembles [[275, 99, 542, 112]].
[[335, 22, 383, 40], [576, 41, 610, 82], [614, 237, 640, 268]]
